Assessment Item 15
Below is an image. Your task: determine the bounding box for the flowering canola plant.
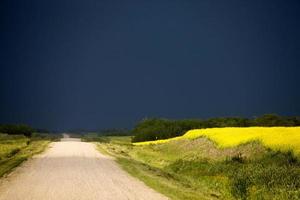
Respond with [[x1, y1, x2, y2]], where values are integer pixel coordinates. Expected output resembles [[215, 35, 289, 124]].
[[134, 127, 300, 154]]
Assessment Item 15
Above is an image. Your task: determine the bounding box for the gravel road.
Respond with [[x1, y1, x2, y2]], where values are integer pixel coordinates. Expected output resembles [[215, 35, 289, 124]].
[[0, 137, 167, 200]]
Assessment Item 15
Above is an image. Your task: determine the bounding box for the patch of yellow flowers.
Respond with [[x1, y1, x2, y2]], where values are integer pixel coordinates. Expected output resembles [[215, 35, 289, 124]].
[[134, 127, 300, 154]]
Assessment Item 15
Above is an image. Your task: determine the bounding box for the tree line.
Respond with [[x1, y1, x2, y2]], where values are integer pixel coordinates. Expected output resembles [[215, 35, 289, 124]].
[[0, 124, 34, 137], [132, 114, 300, 142]]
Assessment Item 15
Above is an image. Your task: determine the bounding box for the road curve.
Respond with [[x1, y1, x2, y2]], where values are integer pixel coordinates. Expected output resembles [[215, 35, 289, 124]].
[[0, 138, 167, 200]]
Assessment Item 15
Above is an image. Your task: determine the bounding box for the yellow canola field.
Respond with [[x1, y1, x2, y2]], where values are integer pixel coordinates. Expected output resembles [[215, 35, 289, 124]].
[[134, 127, 300, 154]]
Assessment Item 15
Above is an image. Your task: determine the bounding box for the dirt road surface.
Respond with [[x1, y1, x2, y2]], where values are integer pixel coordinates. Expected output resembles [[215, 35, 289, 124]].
[[0, 137, 168, 200]]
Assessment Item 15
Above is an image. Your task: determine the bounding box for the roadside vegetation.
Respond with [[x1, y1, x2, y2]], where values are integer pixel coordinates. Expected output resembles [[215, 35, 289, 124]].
[[88, 115, 300, 200], [0, 124, 60, 177], [96, 136, 300, 200]]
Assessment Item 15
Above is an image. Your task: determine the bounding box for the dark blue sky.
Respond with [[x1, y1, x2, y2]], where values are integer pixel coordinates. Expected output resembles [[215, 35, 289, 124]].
[[1, 0, 300, 130]]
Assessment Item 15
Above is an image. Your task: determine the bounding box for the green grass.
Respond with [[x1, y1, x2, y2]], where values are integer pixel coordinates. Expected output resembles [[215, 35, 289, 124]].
[[96, 136, 300, 200], [0, 133, 51, 177]]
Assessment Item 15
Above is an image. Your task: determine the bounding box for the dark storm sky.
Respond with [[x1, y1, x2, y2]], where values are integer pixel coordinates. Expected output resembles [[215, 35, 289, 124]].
[[1, 0, 300, 130]]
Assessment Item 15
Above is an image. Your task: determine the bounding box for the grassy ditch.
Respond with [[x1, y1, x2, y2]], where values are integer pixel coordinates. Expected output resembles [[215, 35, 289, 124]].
[[0, 134, 53, 177], [96, 136, 300, 200]]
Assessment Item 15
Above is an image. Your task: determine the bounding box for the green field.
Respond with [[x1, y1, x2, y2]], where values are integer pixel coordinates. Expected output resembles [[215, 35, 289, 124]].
[[0, 133, 52, 177], [97, 136, 300, 200]]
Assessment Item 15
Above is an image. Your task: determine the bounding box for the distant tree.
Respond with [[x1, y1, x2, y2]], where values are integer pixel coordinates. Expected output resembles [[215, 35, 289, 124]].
[[0, 124, 34, 137], [98, 128, 131, 136], [35, 128, 50, 133], [253, 114, 296, 126]]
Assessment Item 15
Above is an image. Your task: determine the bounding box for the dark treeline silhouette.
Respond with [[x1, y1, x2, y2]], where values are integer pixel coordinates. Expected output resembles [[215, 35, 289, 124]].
[[35, 128, 50, 133], [98, 129, 131, 136], [132, 114, 300, 142], [81, 129, 131, 142], [69, 128, 131, 136], [0, 124, 61, 141], [0, 124, 34, 137]]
